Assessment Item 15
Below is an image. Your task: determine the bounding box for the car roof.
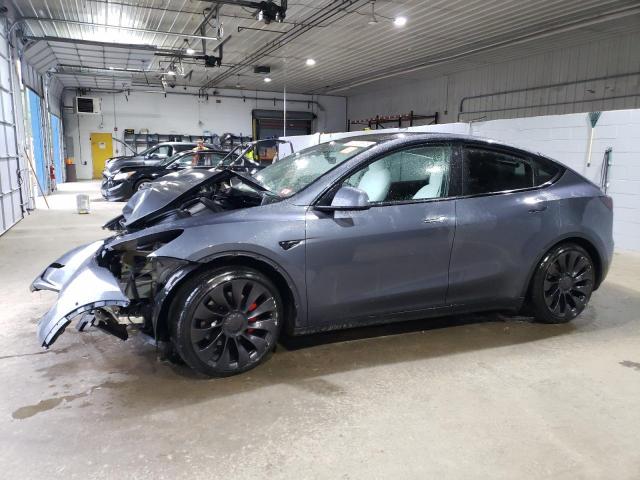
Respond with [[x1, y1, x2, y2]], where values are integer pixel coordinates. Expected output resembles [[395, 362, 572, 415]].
[[339, 132, 548, 161]]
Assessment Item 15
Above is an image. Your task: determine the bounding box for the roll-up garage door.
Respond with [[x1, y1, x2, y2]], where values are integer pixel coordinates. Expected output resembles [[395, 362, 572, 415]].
[[0, 18, 27, 235]]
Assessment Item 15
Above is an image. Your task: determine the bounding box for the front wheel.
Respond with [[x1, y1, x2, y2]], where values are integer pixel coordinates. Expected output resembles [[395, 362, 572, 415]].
[[134, 179, 152, 192], [529, 243, 595, 324], [170, 267, 282, 377]]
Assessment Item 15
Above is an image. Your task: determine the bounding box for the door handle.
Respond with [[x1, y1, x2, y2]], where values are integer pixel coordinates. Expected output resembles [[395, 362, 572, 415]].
[[423, 216, 447, 224]]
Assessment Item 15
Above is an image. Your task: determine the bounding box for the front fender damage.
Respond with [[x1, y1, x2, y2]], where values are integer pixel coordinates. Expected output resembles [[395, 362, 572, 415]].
[[31, 241, 130, 348]]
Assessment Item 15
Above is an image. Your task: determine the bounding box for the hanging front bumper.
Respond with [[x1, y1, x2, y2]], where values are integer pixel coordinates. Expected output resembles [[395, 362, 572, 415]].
[[31, 241, 130, 348]]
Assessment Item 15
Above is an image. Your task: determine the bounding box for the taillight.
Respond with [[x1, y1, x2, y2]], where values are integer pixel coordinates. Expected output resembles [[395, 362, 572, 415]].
[[599, 195, 613, 210]]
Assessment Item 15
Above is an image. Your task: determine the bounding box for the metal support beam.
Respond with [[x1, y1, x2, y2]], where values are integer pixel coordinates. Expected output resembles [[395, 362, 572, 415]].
[[23, 35, 183, 54], [19, 17, 220, 42]]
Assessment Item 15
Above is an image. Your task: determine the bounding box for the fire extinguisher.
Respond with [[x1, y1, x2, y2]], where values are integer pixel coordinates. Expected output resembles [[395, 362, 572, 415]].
[[49, 164, 57, 191]]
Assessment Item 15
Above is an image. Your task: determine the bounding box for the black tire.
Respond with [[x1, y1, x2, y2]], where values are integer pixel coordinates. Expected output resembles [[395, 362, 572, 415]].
[[529, 243, 595, 324], [170, 267, 282, 377], [134, 179, 152, 192]]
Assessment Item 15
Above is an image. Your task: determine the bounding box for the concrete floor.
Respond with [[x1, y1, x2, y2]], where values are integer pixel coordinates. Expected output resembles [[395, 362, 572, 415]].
[[1, 181, 639, 479]]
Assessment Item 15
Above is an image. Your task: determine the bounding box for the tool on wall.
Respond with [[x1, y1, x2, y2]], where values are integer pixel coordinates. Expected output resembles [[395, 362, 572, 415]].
[[599, 147, 613, 194], [585, 111, 601, 169]]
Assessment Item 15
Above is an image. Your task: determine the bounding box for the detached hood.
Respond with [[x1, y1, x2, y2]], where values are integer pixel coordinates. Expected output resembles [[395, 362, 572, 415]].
[[120, 168, 267, 229], [122, 169, 222, 227]]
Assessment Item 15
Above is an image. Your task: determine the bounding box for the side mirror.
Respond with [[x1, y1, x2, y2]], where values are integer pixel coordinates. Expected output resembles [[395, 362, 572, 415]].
[[316, 186, 370, 212]]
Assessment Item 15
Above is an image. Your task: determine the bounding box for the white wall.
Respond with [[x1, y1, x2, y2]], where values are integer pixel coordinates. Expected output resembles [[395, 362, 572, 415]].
[[62, 88, 346, 179], [347, 30, 640, 125]]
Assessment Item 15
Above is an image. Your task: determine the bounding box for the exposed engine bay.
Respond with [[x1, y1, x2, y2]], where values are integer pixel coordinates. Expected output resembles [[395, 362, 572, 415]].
[[32, 168, 281, 348]]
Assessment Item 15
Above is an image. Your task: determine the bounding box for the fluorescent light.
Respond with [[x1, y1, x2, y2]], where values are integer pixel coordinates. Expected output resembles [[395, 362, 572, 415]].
[[394, 16, 407, 27], [186, 47, 195, 55], [167, 70, 176, 76], [264, 77, 272, 83], [108, 66, 114, 70], [305, 58, 316, 66]]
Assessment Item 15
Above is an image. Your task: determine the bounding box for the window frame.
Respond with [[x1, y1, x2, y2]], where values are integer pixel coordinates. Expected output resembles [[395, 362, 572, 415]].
[[315, 142, 462, 208], [459, 144, 564, 199]]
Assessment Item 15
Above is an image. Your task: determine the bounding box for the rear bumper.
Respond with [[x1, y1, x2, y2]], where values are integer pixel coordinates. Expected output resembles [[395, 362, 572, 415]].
[[31, 241, 130, 347]]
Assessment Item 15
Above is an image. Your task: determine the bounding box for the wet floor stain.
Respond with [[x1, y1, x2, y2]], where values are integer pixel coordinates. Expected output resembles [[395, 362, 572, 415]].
[[620, 360, 640, 371], [11, 381, 122, 420], [11, 392, 88, 419]]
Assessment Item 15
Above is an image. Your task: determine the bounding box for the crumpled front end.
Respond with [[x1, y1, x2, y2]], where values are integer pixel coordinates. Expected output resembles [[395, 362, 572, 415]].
[[31, 241, 130, 347], [31, 229, 189, 348]]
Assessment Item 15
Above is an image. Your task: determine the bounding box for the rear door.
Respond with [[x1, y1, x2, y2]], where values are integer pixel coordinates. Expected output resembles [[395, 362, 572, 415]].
[[305, 144, 458, 327], [448, 146, 557, 308]]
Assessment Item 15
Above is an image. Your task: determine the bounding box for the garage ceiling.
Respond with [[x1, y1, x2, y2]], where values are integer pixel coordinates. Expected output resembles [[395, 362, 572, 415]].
[[11, 0, 640, 95]]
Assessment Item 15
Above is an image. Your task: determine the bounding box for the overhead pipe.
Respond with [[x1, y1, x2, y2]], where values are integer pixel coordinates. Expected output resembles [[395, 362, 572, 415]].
[[458, 70, 640, 120], [458, 94, 640, 121], [61, 86, 325, 110]]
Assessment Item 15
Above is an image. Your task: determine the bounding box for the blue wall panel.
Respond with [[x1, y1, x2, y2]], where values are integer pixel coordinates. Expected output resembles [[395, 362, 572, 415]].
[[27, 89, 46, 194], [50, 114, 63, 183]]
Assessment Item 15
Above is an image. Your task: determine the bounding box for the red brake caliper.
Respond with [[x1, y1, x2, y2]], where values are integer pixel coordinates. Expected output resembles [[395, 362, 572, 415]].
[[247, 303, 258, 333]]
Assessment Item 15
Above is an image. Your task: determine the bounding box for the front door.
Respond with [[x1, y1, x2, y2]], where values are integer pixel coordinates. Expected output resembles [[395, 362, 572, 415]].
[[90, 132, 113, 179], [305, 144, 457, 327]]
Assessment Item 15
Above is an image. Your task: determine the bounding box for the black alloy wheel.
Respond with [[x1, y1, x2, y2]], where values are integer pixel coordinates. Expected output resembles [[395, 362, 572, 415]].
[[170, 267, 282, 377], [530, 243, 595, 323]]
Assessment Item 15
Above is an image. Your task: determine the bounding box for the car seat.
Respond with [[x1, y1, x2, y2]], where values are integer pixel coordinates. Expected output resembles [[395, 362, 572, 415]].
[[357, 161, 391, 202], [413, 170, 444, 199]]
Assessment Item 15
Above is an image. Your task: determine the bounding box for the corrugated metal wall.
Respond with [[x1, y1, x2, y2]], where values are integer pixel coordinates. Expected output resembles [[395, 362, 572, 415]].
[[0, 17, 30, 235], [347, 30, 640, 124]]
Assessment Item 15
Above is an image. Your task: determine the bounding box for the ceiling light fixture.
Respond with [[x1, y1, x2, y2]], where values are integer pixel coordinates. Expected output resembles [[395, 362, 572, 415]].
[[305, 58, 316, 66], [367, 1, 378, 25], [264, 77, 272, 83], [394, 16, 407, 27], [183, 39, 195, 55]]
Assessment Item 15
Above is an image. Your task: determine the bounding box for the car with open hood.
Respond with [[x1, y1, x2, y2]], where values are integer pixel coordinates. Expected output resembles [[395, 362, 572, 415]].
[[32, 133, 614, 377]]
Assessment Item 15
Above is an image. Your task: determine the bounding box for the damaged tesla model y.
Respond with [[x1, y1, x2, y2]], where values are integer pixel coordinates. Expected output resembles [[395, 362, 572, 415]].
[[31, 133, 614, 377]]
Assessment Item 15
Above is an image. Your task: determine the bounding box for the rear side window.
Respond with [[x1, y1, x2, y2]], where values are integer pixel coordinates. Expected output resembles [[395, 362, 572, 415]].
[[463, 148, 533, 195], [532, 158, 560, 185]]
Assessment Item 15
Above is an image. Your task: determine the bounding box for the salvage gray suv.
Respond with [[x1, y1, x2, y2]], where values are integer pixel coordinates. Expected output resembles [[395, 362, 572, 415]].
[[32, 133, 614, 377]]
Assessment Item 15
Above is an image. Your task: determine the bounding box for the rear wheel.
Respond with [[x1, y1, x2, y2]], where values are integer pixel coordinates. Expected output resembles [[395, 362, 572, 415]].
[[170, 267, 282, 377], [530, 243, 595, 323]]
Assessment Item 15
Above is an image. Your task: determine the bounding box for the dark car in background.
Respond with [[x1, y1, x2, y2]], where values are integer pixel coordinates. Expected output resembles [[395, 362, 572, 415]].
[[101, 139, 292, 201], [33, 133, 614, 377], [104, 142, 204, 176], [101, 148, 253, 201]]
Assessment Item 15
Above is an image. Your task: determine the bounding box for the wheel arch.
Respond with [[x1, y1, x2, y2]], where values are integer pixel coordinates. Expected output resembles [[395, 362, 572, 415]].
[[153, 252, 301, 341], [522, 234, 604, 300]]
